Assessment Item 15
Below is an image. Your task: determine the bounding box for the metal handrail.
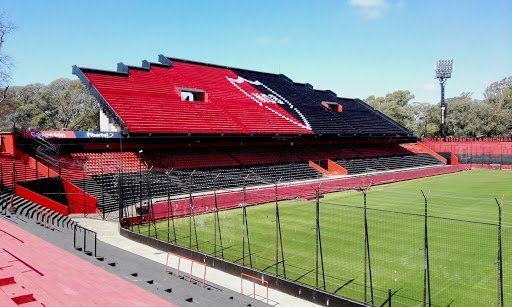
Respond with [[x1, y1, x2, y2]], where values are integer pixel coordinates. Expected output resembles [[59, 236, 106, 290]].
[[73, 224, 98, 258]]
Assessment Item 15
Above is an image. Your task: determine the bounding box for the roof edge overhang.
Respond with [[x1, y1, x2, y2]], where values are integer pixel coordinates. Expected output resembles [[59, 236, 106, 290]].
[[72, 65, 128, 134], [122, 132, 417, 142]]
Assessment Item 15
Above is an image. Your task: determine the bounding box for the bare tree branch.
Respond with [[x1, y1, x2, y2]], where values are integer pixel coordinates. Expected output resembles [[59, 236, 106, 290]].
[[0, 11, 16, 88]]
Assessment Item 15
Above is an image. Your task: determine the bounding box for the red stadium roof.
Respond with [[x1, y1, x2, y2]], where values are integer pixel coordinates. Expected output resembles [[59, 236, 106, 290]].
[[74, 55, 412, 138]]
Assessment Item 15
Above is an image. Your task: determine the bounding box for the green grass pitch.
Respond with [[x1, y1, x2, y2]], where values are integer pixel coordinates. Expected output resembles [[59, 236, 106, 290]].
[[147, 170, 512, 306]]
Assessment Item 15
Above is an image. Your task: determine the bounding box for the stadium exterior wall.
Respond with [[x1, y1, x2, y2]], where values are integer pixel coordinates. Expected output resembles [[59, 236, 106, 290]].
[[421, 138, 512, 155]]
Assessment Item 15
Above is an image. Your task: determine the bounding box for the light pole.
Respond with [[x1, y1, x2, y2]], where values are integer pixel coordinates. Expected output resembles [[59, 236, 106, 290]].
[[435, 59, 453, 137]]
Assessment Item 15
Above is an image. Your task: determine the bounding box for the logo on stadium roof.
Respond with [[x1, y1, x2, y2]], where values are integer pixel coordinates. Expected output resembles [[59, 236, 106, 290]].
[[226, 76, 311, 130]]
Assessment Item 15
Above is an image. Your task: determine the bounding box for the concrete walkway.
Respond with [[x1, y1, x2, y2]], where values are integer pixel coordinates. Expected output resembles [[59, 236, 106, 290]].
[[74, 217, 320, 307]]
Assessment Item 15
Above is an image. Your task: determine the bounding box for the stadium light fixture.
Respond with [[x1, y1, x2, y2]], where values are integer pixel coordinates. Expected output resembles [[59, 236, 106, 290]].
[[435, 60, 453, 79], [435, 59, 453, 137]]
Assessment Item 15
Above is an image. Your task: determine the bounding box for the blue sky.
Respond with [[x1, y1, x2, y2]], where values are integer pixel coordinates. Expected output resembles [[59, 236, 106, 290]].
[[2, 0, 511, 103]]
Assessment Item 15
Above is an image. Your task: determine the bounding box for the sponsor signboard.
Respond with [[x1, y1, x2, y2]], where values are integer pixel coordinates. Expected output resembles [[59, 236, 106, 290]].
[[21, 129, 122, 139], [75, 131, 122, 139]]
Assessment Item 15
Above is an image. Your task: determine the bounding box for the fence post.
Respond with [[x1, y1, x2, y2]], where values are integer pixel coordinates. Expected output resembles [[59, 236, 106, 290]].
[[149, 170, 157, 238], [12, 162, 16, 191], [73, 224, 77, 249], [315, 187, 326, 290], [241, 174, 253, 268], [166, 173, 171, 243], [495, 198, 504, 307], [213, 174, 224, 258], [35, 156, 38, 180], [137, 162, 143, 233], [83, 167, 87, 217], [100, 160, 106, 220], [94, 231, 97, 258], [188, 170, 199, 249], [362, 189, 374, 305], [421, 190, 432, 307], [83, 227, 87, 254], [167, 172, 177, 244], [117, 170, 124, 224], [145, 170, 151, 237], [275, 178, 286, 278]]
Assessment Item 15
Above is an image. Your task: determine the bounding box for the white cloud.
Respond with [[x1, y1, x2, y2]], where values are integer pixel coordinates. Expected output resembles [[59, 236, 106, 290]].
[[421, 82, 437, 92], [349, 0, 389, 19]]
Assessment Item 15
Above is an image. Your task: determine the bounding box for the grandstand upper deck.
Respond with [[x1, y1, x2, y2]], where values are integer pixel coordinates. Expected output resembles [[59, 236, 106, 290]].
[[73, 55, 413, 138]]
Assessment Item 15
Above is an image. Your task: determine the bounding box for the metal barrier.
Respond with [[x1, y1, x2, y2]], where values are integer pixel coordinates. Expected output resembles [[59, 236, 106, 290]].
[[73, 224, 98, 258], [165, 251, 207, 287], [241, 272, 269, 305], [35, 207, 53, 230]]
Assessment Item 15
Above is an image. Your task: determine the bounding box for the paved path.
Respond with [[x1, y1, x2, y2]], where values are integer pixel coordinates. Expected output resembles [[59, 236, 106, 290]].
[[75, 217, 320, 307]]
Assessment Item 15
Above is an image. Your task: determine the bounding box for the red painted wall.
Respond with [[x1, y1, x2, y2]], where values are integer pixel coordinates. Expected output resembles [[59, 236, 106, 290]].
[[327, 159, 348, 175], [421, 139, 512, 155], [0, 133, 15, 155], [15, 184, 69, 215], [62, 180, 97, 214], [14, 149, 58, 178], [126, 165, 459, 224]]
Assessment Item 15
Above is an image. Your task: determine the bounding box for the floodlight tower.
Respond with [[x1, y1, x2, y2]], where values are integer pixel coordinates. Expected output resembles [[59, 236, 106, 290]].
[[435, 59, 453, 137]]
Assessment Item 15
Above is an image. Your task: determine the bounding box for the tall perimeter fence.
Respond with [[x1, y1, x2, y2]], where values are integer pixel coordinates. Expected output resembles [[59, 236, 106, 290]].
[[422, 137, 512, 169], [117, 168, 511, 307]]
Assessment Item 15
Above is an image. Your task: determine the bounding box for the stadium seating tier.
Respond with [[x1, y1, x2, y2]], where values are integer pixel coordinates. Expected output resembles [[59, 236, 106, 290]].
[[77, 57, 412, 137]]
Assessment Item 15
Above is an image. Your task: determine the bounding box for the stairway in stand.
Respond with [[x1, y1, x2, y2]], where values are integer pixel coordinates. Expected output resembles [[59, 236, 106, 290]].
[[0, 190, 76, 230]]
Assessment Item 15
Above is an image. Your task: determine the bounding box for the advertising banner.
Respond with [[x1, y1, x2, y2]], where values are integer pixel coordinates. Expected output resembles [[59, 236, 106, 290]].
[[21, 129, 122, 139]]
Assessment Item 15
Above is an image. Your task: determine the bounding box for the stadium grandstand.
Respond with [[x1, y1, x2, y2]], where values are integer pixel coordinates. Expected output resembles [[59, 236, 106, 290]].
[[1, 55, 511, 306], [2, 55, 451, 215]]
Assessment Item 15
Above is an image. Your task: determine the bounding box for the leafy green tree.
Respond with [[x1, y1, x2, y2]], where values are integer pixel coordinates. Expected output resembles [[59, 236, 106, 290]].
[[366, 90, 415, 127], [366, 76, 512, 138], [444, 93, 480, 137], [484, 76, 512, 109], [407, 102, 438, 137], [0, 79, 99, 131], [483, 76, 512, 136]]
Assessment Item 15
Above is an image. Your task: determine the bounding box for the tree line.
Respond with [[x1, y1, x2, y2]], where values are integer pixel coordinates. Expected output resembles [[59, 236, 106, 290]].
[[1, 76, 511, 136], [0, 79, 99, 131], [366, 76, 512, 137], [0, 13, 98, 131], [1, 11, 510, 136]]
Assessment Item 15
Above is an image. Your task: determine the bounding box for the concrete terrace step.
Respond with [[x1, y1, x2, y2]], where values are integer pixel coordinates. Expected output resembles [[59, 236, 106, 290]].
[[0, 218, 177, 307], [0, 191, 76, 230]]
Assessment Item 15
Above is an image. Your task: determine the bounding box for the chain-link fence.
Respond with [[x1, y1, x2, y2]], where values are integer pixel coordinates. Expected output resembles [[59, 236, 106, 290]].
[[7, 131, 510, 306], [116, 168, 510, 307]]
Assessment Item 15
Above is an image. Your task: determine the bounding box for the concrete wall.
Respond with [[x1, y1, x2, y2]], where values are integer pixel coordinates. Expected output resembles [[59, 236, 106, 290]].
[[99, 109, 120, 132]]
